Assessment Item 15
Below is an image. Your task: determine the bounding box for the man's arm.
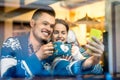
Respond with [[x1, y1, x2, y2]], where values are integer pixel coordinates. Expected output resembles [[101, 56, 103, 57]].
[[81, 36, 104, 74], [1, 37, 50, 78]]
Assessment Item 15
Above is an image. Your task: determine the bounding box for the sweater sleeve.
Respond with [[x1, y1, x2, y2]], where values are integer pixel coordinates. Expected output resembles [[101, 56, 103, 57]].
[[1, 37, 50, 78], [21, 54, 51, 77], [81, 63, 103, 75]]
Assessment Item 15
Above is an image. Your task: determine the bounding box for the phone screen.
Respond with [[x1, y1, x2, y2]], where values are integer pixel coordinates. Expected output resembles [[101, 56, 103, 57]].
[[89, 28, 102, 41]]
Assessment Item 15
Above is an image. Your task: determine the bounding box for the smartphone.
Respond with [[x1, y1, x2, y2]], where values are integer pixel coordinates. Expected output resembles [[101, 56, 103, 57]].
[[89, 28, 102, 41]]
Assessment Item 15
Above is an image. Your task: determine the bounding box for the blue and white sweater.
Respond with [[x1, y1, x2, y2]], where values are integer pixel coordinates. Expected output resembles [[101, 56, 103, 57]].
[[0, 33, 103, 78], [1, 34, 51, 78]]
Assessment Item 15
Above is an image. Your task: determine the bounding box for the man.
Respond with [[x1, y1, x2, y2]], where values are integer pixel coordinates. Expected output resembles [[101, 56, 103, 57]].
[[1, 5, 55, 78]]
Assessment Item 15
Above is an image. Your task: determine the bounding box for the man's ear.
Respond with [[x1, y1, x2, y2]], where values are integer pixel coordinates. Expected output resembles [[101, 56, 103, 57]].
[[30, 19, 35, 28]]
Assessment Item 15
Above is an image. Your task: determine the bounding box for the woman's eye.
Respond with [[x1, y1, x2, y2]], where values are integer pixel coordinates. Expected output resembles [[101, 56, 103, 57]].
[[62, 32, 66, 35], [53, 31, 58, 34]]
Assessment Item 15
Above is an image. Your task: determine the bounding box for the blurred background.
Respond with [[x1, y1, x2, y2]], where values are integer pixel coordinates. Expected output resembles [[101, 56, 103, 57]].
[[0, 0, 105, 46], [0, 0, 120, 75]]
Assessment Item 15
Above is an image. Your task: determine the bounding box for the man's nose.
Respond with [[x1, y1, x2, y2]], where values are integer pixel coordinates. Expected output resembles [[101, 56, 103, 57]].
[[47, 25, 52, 31]]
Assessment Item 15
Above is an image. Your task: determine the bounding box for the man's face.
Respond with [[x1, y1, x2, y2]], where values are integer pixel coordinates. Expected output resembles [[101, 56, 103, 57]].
[[31, 12, 55, 42], [52, 23, 68, 43]]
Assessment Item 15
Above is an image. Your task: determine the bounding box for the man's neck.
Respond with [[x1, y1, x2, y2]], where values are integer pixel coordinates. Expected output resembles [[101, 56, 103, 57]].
[[29, 31, 42, 53]]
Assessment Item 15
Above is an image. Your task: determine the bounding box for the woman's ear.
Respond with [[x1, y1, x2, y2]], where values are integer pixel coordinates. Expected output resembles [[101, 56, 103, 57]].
[[30, 19, 35, 28]]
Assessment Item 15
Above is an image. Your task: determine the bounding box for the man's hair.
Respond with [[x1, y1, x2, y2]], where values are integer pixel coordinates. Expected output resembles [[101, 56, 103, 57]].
[[32, 5, 55, 20], [55, 19, 69, 32]]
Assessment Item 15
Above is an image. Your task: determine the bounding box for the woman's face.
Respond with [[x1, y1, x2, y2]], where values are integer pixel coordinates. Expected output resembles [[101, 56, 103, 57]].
[[52, 23, 68, 43]]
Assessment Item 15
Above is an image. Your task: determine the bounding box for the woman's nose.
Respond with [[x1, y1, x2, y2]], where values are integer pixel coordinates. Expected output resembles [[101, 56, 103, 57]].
[[58, 33, 62, 37]]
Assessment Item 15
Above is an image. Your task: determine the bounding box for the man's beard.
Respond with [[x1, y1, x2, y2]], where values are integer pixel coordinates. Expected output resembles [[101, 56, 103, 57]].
[[33, 30, 48, 45]]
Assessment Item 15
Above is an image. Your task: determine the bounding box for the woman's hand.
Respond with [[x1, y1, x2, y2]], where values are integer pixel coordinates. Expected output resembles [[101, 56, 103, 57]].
[[62, 55, 73, 62]]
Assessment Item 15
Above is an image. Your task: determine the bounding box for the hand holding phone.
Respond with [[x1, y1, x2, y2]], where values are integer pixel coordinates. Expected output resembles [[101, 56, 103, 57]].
[[87, 28, 103, 55]]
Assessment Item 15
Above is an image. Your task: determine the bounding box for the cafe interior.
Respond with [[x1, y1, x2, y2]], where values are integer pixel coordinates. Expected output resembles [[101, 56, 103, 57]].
[[0, 0, 120, 79]]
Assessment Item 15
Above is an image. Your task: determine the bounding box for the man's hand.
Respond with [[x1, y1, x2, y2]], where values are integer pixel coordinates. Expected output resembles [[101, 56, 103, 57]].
[[83, 36, 104, 68], [86, 36, 104, 58], [35, 42, 54, 60]]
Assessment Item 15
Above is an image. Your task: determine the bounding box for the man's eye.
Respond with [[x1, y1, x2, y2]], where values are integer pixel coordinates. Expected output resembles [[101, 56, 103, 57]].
[[50, 24, 55, 28], [43, 23, 48, 25]]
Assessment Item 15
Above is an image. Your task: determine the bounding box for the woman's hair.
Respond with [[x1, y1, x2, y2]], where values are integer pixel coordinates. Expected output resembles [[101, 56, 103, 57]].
[[32, 5, 55, 20], [55, 19, 69, 32]]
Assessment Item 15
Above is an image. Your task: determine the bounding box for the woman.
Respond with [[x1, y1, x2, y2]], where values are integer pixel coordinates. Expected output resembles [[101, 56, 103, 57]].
[[51, 18, 104, 75], [52, 19, 87, 60]]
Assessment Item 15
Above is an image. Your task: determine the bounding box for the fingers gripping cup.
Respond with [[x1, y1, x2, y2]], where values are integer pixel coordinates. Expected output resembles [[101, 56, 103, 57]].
[[53, 41, 72, 57], [46, 42, 72, 65]]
